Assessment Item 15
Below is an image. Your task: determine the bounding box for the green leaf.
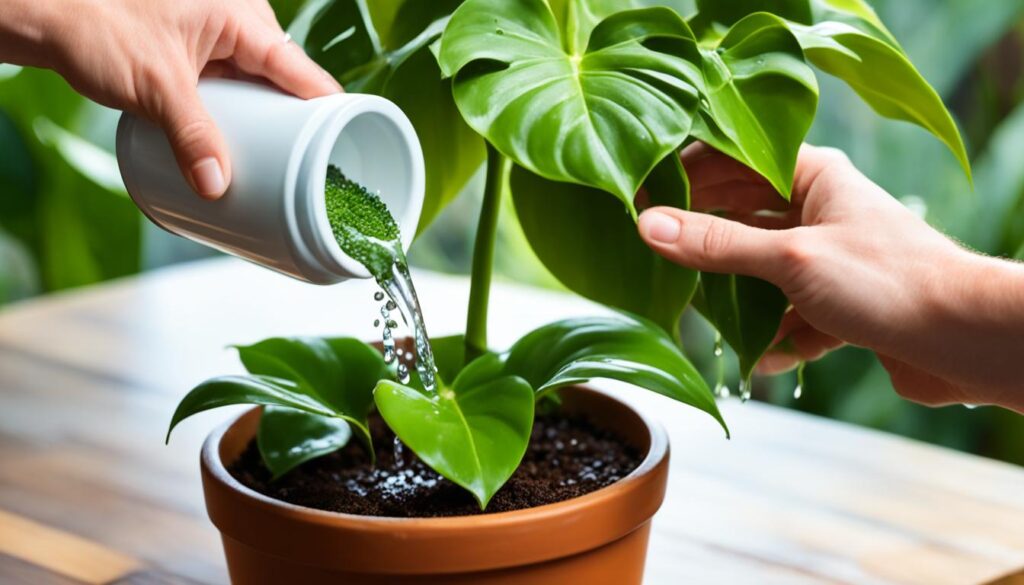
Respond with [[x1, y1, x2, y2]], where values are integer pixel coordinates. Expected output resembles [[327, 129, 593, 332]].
[[302, 0, 484, 233], [510, 154, 697, 336], [374, 371, 535, 508], [438, 1, 702, 212], [166, 375, 338, 442], [257, 406, 353, 480], [429, 334, 468, 384], [269, 0, 305, 29], [790, 20, 971, 182], [235, 337, 387, 445], [503, 314, 727, 435], [693, 13, 818, 199], [695, 273, 789, 381]]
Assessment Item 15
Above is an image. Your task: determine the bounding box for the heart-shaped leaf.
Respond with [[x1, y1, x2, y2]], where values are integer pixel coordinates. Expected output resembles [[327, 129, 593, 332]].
[[694, 273, 789, 382], [166, 375, 338, 442], [693, 12, 818, 199], [235, 337, 387, 445], [374, 364, 535, 509], [438, 1, 702, 212], [503, 313, 728, 435], [511, 154, 697, 336], [257, 406, 352, 480]]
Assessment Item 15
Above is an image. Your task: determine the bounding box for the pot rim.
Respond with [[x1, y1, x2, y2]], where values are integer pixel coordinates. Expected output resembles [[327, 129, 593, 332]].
[[202, 386, 666, 528], [200, 386, 670, 574]]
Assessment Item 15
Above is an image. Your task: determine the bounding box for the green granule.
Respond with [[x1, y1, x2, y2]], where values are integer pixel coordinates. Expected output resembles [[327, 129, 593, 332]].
[[324, 165, 401, 279]]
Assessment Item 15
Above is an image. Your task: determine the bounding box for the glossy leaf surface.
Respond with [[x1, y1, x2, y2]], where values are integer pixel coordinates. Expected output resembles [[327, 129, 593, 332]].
[[166, 375, 338, 442], [504, 313, 727, 435], [790, 21, 971, 181], [511, 155, 697, 336], [693, 13, 818, 199], [374, 364, 535, 508], [695, 273, 789, 381], [439, 0, 701, 212], [257, 406, 352, 480], [235, 337, 387, 444]]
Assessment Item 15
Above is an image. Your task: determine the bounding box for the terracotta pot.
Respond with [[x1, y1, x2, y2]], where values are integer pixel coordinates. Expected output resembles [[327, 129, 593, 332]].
[[201, 386, 670, 584]]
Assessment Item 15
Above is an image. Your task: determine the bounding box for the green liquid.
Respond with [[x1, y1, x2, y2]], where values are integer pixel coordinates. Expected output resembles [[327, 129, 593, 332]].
[[324, 165, 437, 391]]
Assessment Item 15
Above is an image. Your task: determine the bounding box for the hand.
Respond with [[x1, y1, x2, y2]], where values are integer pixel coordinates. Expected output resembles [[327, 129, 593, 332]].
[[638, 143, 1024, 411], [3, 0, 341, 199]]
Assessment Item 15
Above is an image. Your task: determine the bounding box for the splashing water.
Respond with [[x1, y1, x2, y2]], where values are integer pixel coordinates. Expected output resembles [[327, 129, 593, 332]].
[[325, 165, 438, 391]]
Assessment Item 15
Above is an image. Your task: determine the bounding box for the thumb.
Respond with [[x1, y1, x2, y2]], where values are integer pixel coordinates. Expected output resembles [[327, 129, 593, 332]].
[[153, 86, 231, 200], [638, 207, 787, 282]]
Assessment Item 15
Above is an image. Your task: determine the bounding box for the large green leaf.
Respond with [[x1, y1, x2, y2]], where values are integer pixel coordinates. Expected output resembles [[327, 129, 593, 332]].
[[693, 13, 818, 199], [302, 0, 483, 233], [694, 273, 789, 382], [235, 337, 387, 444], [687, 0, 968, 181], [511, 153, 697, 336], [374, 364, 535, 508], [257, 406, 353, 479], [166, 375, 339, 442], [790, 20, 971, 181], [438, 1, 702, 213], [503, 313, 727, 435]]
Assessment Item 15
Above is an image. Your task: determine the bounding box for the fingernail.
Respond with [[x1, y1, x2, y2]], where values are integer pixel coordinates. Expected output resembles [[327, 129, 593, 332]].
[[640, 212, 681, 243], [191, 157, 225, 198]]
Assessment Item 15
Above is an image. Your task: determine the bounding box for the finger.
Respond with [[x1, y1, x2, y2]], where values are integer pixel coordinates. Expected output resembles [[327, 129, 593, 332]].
[[684, 153, 772, 193], [149, 78, 231, 199], [758, 324, 844, 375], [878, 355, 973, 407], [679, 141, 719, 165], [232, 22, 342, 99], [691, 181, 793, 214], [637, 207, 787, 281]]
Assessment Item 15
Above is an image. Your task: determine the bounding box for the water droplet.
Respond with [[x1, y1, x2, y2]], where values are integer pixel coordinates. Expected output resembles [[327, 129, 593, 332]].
[[739, 378, 751, 403], [496, 28, 505, 35], [373, 319, 380, 327], [717, 385, 731, 398], [794, 361, 806, 400], [964, 403, 979, 410], [374, 291, 385, 302], [393, 436, 405, 468], [397, 363, 410, 384], [380, 305, 390, 319], [386, 300, 396, 311], [387, 319, 398, 329]]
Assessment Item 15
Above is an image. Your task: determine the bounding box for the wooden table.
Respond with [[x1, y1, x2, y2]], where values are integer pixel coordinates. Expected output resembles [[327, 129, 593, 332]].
[[1, 258, 1023, 585]]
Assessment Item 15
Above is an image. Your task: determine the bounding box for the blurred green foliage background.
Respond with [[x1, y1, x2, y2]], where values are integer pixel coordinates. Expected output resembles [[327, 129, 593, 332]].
[[1, 0, 1022, 464]]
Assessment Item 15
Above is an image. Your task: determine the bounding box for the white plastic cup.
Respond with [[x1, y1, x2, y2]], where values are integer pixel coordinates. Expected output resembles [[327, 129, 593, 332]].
[[116, 79, 424, 284]]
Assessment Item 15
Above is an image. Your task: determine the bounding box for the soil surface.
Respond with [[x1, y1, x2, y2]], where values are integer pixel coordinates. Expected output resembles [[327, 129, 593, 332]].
[[229, 413, 641, 517]]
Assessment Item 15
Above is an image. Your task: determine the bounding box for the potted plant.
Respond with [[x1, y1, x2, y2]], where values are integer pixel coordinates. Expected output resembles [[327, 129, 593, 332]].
[[167, 1, 969, 583]]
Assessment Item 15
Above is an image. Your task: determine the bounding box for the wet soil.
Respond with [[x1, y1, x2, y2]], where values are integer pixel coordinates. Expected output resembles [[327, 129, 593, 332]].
[[228, 413, 641, 517]]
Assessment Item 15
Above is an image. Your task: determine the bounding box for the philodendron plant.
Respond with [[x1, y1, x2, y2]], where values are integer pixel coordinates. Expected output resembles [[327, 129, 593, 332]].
[[167, 0, 969, 509]]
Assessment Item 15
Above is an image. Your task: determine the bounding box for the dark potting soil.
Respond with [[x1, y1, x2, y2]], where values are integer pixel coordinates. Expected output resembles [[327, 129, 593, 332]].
[[228, 413, 641, 517]]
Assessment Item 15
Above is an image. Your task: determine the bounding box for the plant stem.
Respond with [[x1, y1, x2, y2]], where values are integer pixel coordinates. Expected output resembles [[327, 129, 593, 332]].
[[464, 144, 506, 364]]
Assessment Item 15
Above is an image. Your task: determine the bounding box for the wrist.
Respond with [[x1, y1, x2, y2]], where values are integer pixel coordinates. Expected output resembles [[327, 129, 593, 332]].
[[922, 248, 1024, 405]]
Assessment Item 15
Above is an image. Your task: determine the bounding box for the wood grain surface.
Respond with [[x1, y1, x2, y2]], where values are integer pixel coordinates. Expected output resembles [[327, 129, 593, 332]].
[[0, 258, 1022, 585]]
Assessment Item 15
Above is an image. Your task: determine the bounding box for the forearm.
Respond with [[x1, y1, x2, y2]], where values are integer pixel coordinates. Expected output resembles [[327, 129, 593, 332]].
[[922, 251, 1024, 408], [0, 0, 78, 68]]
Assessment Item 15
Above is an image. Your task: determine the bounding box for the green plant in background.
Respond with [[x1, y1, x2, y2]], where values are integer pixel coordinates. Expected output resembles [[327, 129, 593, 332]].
[[0, 66, 143, 303], [165, 0, 981, 507]]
